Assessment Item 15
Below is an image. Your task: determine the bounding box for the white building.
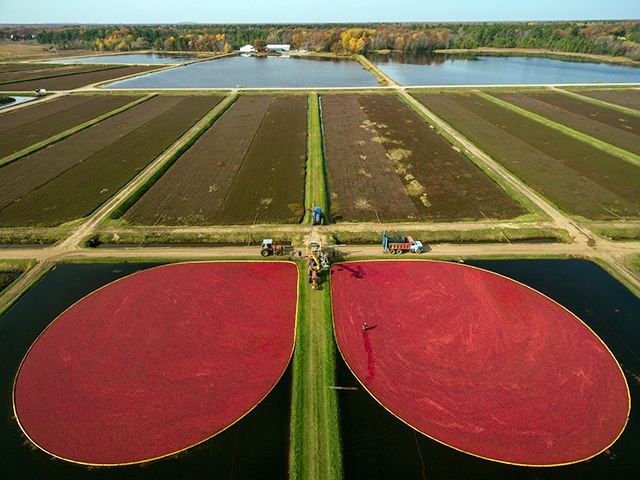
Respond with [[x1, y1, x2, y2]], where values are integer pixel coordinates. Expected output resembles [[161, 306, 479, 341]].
[[239, 44, 256, 53], [266, 44, 290, 52]]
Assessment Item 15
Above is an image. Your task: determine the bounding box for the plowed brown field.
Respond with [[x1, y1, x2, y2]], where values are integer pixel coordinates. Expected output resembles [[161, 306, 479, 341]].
[[416, 92, 640, 220], [0, 95, 222, 226], [127, 95, 308, 225], [322, 94, 525, 222], [0, 65, 159, 91], [493, 91, 640, 155], [576, 89, 640, 111], [0, 94, 141, 159]]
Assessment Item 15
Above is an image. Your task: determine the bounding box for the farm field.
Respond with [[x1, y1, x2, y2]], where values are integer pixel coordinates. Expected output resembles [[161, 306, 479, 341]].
[[0, 65, 160, 91], [492, 90, 640, 155], [0, 94, 222, 226], [0, 94, 142, 160], [414, 91, 640, 220], [0, 64, 117, 84], [574, 88, 640, 110], [321, 94, 525, 222], [126, 95, 308, 225]]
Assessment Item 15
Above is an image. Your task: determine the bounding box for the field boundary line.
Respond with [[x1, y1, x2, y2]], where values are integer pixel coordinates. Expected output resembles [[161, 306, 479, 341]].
[[0, 94, 155, 168], [478, 91, 640, 168]]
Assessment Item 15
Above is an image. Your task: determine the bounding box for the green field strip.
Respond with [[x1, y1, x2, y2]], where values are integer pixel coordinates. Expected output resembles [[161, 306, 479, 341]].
[[290, 265, 343, 480], [108, 92, 239, 221], [0, 94, 156, 168], [479, 91, 640, 168], [0, 65, 124, 86], [304, 93, 329, 224]]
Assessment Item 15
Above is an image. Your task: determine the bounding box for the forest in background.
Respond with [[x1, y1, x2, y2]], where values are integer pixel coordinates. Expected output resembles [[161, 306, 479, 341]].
[[1, 21, 639, 60]]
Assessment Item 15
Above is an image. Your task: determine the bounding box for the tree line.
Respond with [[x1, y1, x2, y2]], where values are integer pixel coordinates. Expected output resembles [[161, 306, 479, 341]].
[[2, 21, 639, 60]]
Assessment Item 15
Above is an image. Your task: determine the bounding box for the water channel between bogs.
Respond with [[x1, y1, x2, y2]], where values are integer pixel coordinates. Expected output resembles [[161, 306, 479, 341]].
[[0, 259, 638, 479]]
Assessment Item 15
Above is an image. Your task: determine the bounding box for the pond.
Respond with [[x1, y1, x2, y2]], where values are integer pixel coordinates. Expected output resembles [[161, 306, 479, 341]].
[[367, 53, 640, 86], [0, 96, 36, 110], [48, 53, 200, 65], [338, 259, 640, 479], [104, 55, 380, 89], [0, 263, 290, 479]]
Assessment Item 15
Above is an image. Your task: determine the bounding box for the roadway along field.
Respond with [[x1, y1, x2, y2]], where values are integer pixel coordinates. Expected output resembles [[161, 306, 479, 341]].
[[321, 94, 526, 222], [0, 95, 223, 226], [0, 94, 142, 160], [414, 91, 640, 221]]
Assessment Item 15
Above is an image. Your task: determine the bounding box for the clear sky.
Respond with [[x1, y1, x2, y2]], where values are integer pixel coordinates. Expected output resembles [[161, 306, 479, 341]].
[[1, 0, 639, 25]]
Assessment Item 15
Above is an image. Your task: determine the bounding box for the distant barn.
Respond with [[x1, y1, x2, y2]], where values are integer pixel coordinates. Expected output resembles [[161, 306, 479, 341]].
[[267, 44, 290, 52]]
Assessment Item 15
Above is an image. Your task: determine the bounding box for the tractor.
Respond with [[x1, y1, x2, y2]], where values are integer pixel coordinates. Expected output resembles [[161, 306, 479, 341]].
[[260, 239, 284, 257], [311, 205, 324, 225]]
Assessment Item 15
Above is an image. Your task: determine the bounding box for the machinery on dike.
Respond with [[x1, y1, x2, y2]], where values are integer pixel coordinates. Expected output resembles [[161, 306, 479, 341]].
[[382, 232, 423, 254], [310, 205, 325, 226], [260, 239, 285, 257]]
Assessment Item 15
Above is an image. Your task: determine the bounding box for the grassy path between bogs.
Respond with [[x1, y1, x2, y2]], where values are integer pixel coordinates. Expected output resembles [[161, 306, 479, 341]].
[[290, 263, 342, 479], [304, 93, 328, 224]]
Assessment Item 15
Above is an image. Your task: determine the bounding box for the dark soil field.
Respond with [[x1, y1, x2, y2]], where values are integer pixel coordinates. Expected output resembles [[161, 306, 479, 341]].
[[415, 92, 640, 220], [493, 91, 640, 155], [125, 95, 272, 225], [0, 64, 62, 73], [576, 89, 640, 111], [0, 95, 222, 226], [0, 95, 184, 211], [127, 95, 307, 225], [322, 94, 525, 222], [0, 94, 141, 159], [214, 95, 308, 224], [331, 260, 629, 466], [0, 64, 117, 84], [0, 65, 159, 91], [14, 261, 297, 465]]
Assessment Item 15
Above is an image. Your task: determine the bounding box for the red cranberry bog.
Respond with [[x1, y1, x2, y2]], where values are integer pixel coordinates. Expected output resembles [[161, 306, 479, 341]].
[[331, 260, 630, 466], [13, 261, 297, 466]]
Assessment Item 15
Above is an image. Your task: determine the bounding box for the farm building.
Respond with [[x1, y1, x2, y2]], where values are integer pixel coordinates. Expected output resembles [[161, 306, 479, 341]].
[[267, 44, 290, 52], [239, 44, 256, 53]]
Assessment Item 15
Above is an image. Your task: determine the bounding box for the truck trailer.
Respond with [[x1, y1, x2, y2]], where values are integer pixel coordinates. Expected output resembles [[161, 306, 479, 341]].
[[382, 233, 423, 254]]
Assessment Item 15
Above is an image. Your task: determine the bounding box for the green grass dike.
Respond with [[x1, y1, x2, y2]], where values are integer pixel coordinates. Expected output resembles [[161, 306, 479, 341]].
[[290, 260, 343, 479]]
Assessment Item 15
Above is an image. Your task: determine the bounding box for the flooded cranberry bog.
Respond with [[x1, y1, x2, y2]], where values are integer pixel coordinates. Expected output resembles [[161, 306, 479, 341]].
[[334, 259, 640, 479], [124, 95, 308, 225], [320, 94, 525, 222], [0, 263, 293, 478], [0, 95, 222, 226], [414, 91, 640, 220], [1, 259, 639, 478]]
